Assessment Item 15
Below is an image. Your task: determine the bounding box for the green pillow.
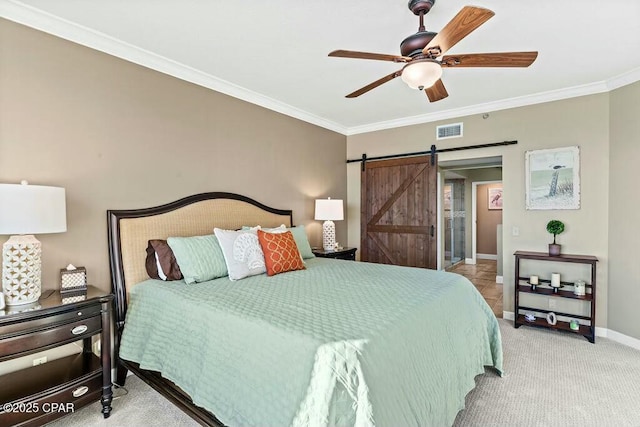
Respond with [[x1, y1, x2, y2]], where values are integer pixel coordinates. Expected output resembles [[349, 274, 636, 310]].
[[167, 235, 228, 284], [288, 225, 315, 260]]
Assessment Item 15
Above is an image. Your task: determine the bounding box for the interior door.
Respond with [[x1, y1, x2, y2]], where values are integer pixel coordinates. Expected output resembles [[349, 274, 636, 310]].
[[361, 155, 437, 269]]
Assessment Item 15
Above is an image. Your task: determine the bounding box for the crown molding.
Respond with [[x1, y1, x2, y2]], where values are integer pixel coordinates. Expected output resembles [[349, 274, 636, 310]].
[[3, 1, 639, 137], [345, 80, 612, 135], [348, 69, 640, 135], [606, 67, 640, 91], [0, 1, 349, 135]]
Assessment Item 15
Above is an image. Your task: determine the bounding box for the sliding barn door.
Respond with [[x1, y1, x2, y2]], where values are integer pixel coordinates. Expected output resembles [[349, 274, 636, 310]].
[[361, 155, 437, 269]]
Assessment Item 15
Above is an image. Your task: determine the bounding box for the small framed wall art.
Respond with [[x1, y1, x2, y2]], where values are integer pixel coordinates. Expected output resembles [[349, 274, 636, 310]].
[[488, 187, 503, 210], [525, 146, 580, 210]]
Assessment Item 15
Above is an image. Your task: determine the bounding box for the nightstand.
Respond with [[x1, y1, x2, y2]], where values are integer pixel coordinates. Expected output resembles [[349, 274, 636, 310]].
[[0, 286, 113, 426], [312, 247, 357, 261]]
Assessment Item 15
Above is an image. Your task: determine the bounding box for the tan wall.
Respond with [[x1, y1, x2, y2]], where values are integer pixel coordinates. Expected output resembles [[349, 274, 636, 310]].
[[608, 81, 640, 340], [477, 183, 503, 255], [0, 19, 347, 296], [348, 93, 610, 327]]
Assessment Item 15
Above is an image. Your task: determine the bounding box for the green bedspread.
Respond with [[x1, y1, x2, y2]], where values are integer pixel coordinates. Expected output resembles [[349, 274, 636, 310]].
[[120, 258, 502, 427]]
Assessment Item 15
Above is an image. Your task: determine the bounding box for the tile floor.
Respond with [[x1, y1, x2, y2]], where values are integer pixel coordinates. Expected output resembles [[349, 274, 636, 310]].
[[447, 259, 503, 318]]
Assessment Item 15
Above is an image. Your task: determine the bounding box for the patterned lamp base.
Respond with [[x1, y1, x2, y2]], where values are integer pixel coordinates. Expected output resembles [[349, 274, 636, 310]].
[[2, 235, 42, 306], [322, 220, 336, 251]]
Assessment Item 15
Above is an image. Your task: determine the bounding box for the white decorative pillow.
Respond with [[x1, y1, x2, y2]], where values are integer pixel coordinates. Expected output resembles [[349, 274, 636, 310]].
[[214, 228, 271, 281], [243, 225, 314, 259]]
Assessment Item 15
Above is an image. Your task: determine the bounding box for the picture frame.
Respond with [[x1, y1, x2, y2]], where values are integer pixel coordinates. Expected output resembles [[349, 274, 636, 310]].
[[525, 146, 580, 210], [488, 187, 503, 210]]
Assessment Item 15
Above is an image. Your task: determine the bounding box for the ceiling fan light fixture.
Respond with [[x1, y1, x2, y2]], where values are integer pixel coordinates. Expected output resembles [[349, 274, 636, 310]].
[[401, 59, 442, 90]]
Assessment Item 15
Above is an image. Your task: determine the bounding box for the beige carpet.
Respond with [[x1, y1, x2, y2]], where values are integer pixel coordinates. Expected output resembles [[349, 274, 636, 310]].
[[48, 320, 640, 427]]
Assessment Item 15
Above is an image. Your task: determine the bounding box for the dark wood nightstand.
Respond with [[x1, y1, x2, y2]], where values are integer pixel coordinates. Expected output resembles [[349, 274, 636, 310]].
[[0, 286, 113, 426], [312, 247, 357, 261]]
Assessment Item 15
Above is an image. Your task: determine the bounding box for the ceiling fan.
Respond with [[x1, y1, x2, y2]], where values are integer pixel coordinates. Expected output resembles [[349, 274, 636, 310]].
[[329, 0, 538, 102]]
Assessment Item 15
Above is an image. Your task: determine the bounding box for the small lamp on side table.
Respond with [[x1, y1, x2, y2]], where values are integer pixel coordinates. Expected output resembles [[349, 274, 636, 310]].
[[314, 198, 344, 251], [0, 181, 67, 306]]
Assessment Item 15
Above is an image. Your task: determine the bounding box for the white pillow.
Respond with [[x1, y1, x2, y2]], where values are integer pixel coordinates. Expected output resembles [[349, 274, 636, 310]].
[[214, 228, 274, 280], [242, 224, 312, 260]]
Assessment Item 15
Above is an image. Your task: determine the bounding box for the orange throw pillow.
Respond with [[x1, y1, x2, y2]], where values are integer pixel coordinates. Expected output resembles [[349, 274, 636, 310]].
[[257, 230, 306, 276]]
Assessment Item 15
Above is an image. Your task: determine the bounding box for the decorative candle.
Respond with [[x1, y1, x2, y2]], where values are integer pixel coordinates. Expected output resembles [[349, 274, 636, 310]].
[[551, 273, 561, 288], [530, 275, 539, 285], [573, 280, 586, 296]]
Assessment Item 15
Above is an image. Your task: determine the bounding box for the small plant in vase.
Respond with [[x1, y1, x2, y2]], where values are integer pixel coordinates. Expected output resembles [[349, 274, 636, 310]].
[[546, 220, 565, 256]]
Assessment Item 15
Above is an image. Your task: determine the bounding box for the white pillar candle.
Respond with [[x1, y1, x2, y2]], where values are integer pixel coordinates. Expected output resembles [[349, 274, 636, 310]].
[[551, 273, 561, 288], [530, 275, 539, 285]]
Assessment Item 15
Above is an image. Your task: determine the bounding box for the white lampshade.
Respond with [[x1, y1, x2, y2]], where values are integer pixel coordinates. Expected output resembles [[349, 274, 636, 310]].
[[315, 198, 344, 251], [0, 182, 67, 235], [314, 198, 344, 221], [0, 181, 67, 306], [401, 59, 443, 90]]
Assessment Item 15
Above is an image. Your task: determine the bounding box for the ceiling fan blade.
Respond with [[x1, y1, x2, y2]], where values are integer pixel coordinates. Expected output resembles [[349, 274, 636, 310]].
[[346, 70, 402, 98], [329, 50, 413, 63], [423, 6, 495, 57], [442, 52, 538, 67], [425, 79, 448, 102]]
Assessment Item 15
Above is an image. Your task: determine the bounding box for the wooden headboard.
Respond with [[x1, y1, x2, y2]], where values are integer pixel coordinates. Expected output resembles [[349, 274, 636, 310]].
[[107, 192, 292, 334]]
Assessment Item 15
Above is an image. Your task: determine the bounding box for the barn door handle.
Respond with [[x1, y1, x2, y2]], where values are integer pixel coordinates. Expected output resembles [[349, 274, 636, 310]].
[[430, 225, 435, 237]]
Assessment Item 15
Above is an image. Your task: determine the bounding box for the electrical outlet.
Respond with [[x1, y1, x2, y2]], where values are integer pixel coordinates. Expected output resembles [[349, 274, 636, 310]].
[[549, 299, 557, 309], [512, 226, 520, 236], [32, 356, 47, 366]]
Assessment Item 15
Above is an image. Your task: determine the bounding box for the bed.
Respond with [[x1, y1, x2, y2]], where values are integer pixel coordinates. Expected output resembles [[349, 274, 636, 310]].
[[107, 192, 502, 426]]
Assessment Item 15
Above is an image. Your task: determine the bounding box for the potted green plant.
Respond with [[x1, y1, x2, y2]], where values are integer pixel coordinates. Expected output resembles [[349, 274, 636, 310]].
[[546, 220, 565, 256]]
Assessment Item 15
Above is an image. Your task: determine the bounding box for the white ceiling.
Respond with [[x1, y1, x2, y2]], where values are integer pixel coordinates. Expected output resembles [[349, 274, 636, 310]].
[[3, 0, 640, 135]]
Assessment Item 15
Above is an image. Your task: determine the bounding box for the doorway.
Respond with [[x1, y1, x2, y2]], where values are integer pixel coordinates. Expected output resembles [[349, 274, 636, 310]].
[[471, 180, 503, 265], [438, 156, 503, 271]]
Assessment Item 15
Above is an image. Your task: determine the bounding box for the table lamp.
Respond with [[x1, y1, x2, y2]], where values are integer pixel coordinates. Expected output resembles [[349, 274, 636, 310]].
[[314, 198, 344, 251], [0, 181, 67, 306]]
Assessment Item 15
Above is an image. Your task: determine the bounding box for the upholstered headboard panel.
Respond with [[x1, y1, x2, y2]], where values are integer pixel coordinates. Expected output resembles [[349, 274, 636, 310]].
[[107, 192, 292, 329], [118, 199, 291, 288]]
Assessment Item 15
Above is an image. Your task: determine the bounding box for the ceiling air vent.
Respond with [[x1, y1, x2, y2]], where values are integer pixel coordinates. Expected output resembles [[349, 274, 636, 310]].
[[436, 122, 463, 140]]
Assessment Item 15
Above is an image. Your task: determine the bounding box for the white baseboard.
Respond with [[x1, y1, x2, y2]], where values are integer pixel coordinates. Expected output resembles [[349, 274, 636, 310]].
[[604, 329, 640, 351], [496, 275, 503, 284], [595, 327, 608, 338], [465, 258, 475, 265], [477, 253, 498, 260], [502, 311, 640, 350]]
